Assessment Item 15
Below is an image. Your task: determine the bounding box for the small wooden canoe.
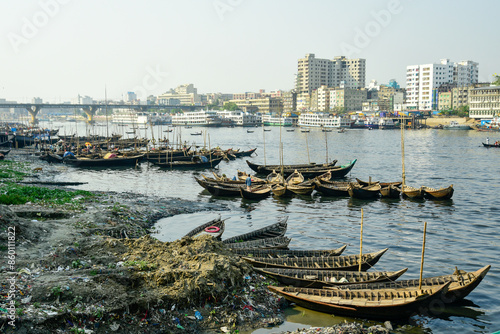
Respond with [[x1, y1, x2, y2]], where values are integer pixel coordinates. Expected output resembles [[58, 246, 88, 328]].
[[271, 183, 292, 197], [356, 178, 402, 188], [402, 185, 424, 199], [228, 245, 347, 258], [287, 183, 315, 195], [380, 184, 401, 198], [335, 265, 490, 303], [258, 267, 408, 288], [225, 236, 291, 249], [348, 183, 381, 199], [204, 183, 242, 197], [222, 217, 288, 244], [240, 185, 272, 200], [242, 248, 388, 271], [266, 170, 285, 184], [183, 217, 226, 240], [286, 170, 305, 185], [268, 282, 451, 320], [314, 180, 349, 197], [422, 185, 454, 200]]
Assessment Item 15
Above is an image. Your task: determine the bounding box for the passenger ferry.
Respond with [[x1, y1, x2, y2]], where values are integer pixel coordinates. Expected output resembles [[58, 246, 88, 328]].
[[171, 110, 222, 127], [378, 117, 395, 129], [298, 113, 352, 128], [216, 110, 262, 127], [261, 114, 294, 127], [112, 110, 171, 125]]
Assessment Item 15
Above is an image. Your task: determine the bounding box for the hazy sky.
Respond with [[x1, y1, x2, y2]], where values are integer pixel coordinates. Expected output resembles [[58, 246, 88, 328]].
[[1, 0, 498, 102]]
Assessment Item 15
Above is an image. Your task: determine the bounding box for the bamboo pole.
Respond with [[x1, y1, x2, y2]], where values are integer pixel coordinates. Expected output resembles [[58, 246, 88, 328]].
[[325, 130, 329, 164], [419, 221, 427, 290], [263, 123, 267, 166], [401, 115, 406, 188], [305, 131, 310, 164], [359, 208, 364, 272]]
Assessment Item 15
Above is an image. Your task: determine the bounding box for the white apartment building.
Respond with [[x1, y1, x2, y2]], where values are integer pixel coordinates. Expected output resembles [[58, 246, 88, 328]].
[[297, 54, 366, 95], [406, 59, 478, 111], [469, 86, 500, 119]]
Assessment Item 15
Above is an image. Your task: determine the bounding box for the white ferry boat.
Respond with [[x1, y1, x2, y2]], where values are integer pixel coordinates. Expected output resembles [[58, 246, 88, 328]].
[[378, 117, 395, 129], [298, 113, 352, 128], [262, 114, 293, 127], [112, 110, 171, 125], [171, 110, 222, 127], [216, 110, 261, 127]]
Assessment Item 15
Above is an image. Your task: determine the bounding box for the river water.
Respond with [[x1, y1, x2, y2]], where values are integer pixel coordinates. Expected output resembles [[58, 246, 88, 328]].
[[41, 121, 500, 333]]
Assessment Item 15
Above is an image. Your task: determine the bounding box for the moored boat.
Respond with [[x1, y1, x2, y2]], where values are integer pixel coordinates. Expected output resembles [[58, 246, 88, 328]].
[[348, 183, 381, 200], [225, 236, 291, 249], [63, 154, 144, 167], [228, 245, 347, 258], [401, 185, 424, 199], [183, 217, 226, 240], [222, 218, 288, 244], [242, 248, 388, 271], [240, 185, 272, 200], [153, 156, 223, 169], [268, 282, 451, 320], [257, 267, 408, 288], [422, 185, 454, 200]]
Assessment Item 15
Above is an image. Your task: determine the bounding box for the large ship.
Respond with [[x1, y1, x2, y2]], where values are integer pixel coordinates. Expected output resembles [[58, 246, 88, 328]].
[[298, 113, 352, 128], [171, 110, 222, 127], [262, 114, 294, 127], [112, 110, 171, 125], [216, 110, 262, 127]]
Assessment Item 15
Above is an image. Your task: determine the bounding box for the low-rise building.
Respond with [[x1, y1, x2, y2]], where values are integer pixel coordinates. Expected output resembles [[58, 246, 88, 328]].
[[228, 97, 282, 114], [469, 86, 500, 119]]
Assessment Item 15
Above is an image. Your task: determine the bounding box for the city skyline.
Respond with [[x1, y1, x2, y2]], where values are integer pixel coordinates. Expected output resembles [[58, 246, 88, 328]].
[[1, 0, 499, 103]]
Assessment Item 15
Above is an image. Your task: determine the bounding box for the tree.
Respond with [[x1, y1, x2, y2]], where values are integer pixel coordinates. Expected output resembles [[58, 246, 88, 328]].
[[493, 74, 500, 86], [223, 102, 239, 111]]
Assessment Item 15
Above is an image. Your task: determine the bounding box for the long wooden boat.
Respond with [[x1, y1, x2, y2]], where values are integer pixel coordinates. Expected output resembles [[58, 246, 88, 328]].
[[268, 282, 451, 320], [287, 183, 315, 195], [204, 182, 242, 197], [246, 160, 338, 175], [240, 185, 272, 200], [270, 183, 292, 197], [153, 157, 223, 169], [39, 152, 63, 163], [348, 183, 381, 200], [482, 142, 500, 148], [143, 147, 192, 159], [422, 185, 454, 200], [257, 267, 408, 288], [0, 141, 12, 148], [222, 218, 288, 244], [335, 265, 490, 303], [63, 154, 144, 167], [183, 217, 226, 240], [314, 180, 349, 197], [0, 149, 11, 156], [401, 185, 424, 199], [236, 171, 266, 183], [380, 184, 401, 198], [232, 148, 257, 157], [356, 178, 402, 188], [225, 236, 291, 249], [228, 245, 347, 258], [242, 248, 388, 271]]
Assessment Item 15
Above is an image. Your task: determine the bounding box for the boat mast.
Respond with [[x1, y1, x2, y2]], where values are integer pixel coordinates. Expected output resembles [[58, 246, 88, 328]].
[[419, 221, 427, 290], [324, 130, 329, 163], [401, 114, 406, 188]]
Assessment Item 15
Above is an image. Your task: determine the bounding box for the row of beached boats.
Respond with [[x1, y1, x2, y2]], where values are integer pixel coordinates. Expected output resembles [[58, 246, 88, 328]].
[[183, 217, 489, 320], [38, 146, 257, 169], [196, 167, 454, 200]]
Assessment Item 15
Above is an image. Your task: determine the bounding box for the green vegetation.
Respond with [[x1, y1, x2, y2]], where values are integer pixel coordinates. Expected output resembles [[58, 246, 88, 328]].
[[439, 105, 469, 117], [223, 102, 239, 111], [123, 260, 157, 271], [493, 74, 500, 86], [0, 160, 30, 180], [0, 183, 95, 206]]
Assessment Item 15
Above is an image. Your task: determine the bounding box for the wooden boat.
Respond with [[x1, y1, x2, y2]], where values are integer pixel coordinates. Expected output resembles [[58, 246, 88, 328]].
[[246, 160, 338, 175], [348, 183, 381, 200], [231, 148, 257, 158], [380, 184, 401, 198], [356, 178, 402, 188], [482, 142, 500, 148], [401, 185, 424, 199], [228, 245, 347, 258], [240, 185, 272, 200], [183, 217, 226, 240], [242, 248, 388, 271], [257, 267, 408, 288], [268, 282, 451, 320], [63, 154, 144, 167], [286, 170, 305, 185], [153, 157, 223, 169], [422, 185, 454, 200], [270, 183, 292, 197], [225, 236, 291, 249], [204, 182, 242, 197], [222, 217, 288, 244], [144, 147, 192, 159], [236, 170, 266, 183], [39, 152, 63, 163], [334, 265, 490, 304], [191, 132, 202, 136], [266, 170, 285, 184], [313, 180, 349, 197], [0, 149, 11, 156], [286, 129, 295, 132], [247, 129, 254, 133], [287, 183, 315, 195], [0, 141, 12, 148]]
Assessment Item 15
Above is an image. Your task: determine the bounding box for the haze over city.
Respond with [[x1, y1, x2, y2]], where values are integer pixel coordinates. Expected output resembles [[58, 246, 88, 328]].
[[1, 0, 499, 102]]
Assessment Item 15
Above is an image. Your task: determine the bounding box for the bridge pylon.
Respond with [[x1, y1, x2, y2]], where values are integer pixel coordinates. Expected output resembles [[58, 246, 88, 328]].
[[26, 105, 41, 126], [82, 106, 99, 124]]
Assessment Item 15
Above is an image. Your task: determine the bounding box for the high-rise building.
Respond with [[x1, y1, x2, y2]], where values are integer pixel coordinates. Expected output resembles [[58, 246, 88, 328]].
[[406, 59, 478, 111], [296, 54, 366, 95]]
